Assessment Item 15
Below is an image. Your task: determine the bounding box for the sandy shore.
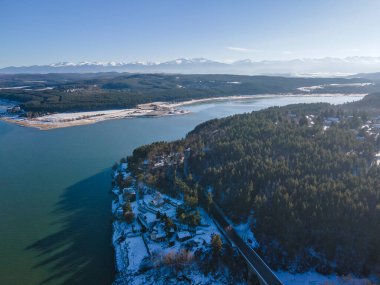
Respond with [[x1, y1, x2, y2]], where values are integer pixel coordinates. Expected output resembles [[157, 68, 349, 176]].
[[0, 94, 366, 130], [0, 102, 190, 130]]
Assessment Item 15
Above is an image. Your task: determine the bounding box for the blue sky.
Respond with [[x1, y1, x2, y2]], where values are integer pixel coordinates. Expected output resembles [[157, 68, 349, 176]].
[[1, 0, 380, 67]]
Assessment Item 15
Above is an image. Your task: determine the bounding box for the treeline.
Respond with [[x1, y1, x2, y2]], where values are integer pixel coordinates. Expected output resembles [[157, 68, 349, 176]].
[[0, 73, 376, 113], [342, 92, 380, 114], [127, 100, 380, 276]]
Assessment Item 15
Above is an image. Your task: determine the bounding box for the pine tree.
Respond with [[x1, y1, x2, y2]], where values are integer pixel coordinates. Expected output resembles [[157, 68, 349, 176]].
[[211, 234, 223, 256]]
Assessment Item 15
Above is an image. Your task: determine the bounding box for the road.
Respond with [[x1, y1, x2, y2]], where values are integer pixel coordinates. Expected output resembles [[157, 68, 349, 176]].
[[210, 204, 283, 285]]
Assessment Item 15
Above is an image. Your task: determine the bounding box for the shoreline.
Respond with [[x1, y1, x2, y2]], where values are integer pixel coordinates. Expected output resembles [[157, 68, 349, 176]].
[[111, 163, 231, 284], [0, 93, 366, 130], [111, 159, 377, 285]]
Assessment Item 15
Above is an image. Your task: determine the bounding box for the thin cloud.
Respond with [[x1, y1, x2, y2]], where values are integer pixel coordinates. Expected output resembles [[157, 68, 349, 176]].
[[226, 46, 256, 52]]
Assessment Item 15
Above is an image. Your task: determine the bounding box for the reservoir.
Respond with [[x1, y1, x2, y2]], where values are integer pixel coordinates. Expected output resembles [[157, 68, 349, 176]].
[[0, 95, 363, 285]]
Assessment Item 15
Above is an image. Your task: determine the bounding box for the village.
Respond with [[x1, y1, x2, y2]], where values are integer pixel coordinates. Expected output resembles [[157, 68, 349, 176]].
[[111, 162, 233, 283], [356, 116, 380, 166], [287, 111, 380, 167]]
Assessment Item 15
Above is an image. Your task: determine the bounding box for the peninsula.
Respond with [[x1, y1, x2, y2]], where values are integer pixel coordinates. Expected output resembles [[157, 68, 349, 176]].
[[111, 92, 380, 284]]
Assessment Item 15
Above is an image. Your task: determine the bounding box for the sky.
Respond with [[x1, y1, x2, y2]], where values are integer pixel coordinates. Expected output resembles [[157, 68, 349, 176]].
[[1, 0, 380, 67]]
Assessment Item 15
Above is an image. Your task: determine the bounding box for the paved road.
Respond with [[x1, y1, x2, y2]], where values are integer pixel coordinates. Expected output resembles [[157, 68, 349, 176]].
[[211, 205, 283, 285]]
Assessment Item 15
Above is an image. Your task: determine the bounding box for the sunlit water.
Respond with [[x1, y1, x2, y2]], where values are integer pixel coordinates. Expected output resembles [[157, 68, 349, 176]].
[[0, 95, 363, 285]]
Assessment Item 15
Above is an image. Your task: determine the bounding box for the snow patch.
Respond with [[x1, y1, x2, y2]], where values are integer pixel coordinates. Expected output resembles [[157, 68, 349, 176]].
[[276, 271, 377, 285], [234, 222, 258, 248], [126, 236, 149, 272], [298, 82, 373, 92]]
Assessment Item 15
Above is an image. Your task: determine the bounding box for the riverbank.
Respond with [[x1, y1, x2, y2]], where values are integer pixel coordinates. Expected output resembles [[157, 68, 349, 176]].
[[0, 93, 366, 130]]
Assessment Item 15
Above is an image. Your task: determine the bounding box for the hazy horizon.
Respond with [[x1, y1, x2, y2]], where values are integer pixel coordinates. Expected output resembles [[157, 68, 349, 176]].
[[2, 55, 380, 67]]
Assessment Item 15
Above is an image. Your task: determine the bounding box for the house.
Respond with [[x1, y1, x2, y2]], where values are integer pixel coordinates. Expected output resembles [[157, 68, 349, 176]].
[[154, 161, 165, 168], [137, 213, 149, 230], [165, 197, 183, 208], [151, 231, 166, 242], [122, 172, 131, 180], [150, 193, 165, 208], [120, 163, 128, 171], [118, 194, 125, 206], [7, 106, 21, 113], [123, 187, 136, 201], [324, 117, 340, 125], [375, 153, 380, 166], [327, 117, 340, 123], [149, 222, 168, 241], [177, 231, 191, 242], [116, 208, 124, 219]]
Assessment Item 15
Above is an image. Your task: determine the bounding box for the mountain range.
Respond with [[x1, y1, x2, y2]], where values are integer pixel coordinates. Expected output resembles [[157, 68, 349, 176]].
[[2, 57, 380, 76]]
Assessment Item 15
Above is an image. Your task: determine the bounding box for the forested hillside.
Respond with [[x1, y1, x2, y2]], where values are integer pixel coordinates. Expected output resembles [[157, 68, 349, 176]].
[[127, 98, 380, 276], [0, 73, 376, 113], [342, 92, 380, 114]]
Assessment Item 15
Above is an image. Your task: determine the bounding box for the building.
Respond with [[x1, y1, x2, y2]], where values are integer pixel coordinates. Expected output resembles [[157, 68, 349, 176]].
[[324, 117, 340, 125], [7, 106, 21, 114], [137, 213, 149, 230], [165, 197, 183, 208], [151, 231, 166, 242], [116, 208, 124, 219], [123, 187, 136, 201], [177, 231, 191, 242], [150, 193, 164, 208], [375, 153, 380, 166]]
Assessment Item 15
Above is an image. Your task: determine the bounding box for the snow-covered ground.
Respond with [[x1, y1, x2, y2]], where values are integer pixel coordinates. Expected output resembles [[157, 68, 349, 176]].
[[1, 93, 366, 130], [197, 208, 225, 244], [113, 221, 130, 273], [276, 270, 378, 285], [0, 85, 30, 90], [234, 221, 258, 249], [297, 82, 373, 92], [114, 265, 234, 285], [126, 236, 149, 272], [0, 101, 190, 130]]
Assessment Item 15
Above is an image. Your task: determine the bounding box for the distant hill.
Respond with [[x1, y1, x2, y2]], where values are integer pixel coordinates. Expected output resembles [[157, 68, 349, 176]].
[[0, 73, 377, 113], [350, 72, 380, 81], [341, 92, 380, 114], [2, 57, 380, 75]]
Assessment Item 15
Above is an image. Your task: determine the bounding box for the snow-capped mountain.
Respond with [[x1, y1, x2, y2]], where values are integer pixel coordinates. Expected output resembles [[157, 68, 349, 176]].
[[1, 57, 380, 75], [162, 58, 215, 65]]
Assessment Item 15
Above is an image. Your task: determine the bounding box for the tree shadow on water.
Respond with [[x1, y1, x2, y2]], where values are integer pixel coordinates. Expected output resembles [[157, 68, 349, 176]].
[[25, 169, 115, 285]]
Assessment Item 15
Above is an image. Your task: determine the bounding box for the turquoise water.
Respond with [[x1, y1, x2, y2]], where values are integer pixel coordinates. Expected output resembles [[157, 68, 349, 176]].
[[0, 95, 363, 285]]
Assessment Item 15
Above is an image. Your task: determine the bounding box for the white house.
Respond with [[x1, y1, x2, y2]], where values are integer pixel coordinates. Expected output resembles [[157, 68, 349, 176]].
[[177, 231, 191, 242]]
